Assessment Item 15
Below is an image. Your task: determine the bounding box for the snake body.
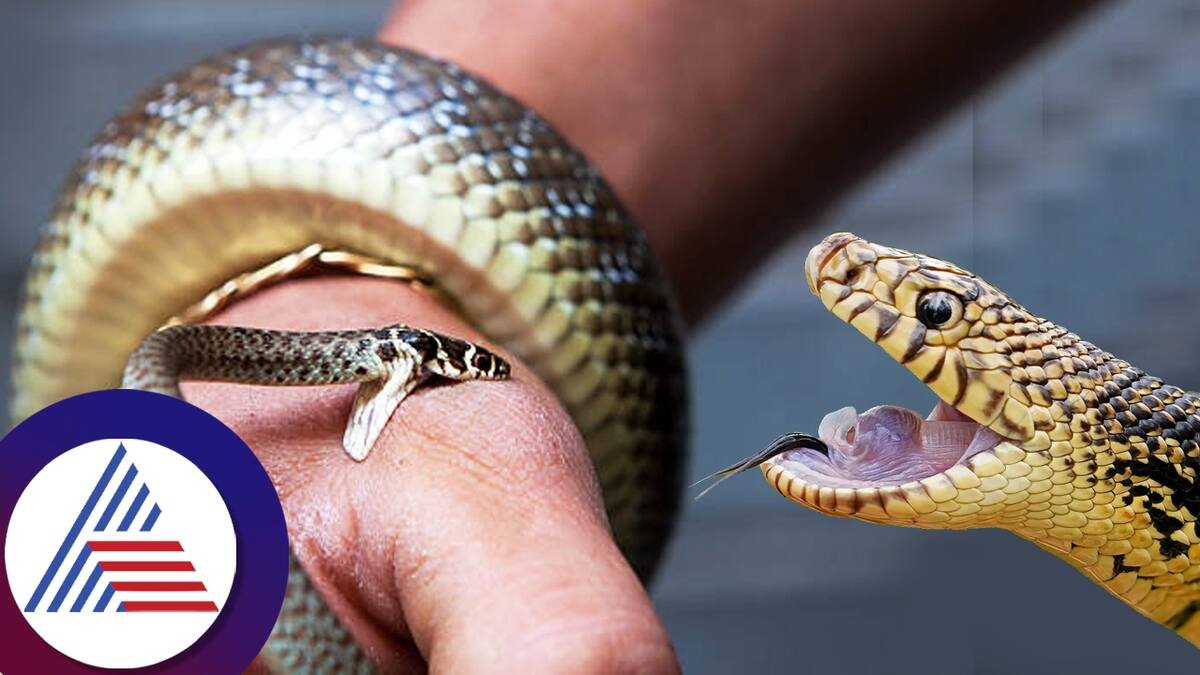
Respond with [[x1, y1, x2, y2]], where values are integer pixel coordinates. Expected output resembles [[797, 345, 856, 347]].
[[12, 38, 688, 670], [120, 324, 512, 460], [765, 232, 1200, 646], [122, 325, 510, 396]]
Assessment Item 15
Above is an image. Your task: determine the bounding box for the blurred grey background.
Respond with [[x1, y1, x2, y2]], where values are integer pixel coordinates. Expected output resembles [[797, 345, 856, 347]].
[[3, 1, 1200, 673]]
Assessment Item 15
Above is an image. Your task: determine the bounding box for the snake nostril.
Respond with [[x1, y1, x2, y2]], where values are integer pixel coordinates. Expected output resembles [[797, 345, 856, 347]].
[[805, 232, 860, 295]]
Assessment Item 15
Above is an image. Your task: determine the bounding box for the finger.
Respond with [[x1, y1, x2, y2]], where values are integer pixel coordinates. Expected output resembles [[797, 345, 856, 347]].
[[376, 377, 679, 673]]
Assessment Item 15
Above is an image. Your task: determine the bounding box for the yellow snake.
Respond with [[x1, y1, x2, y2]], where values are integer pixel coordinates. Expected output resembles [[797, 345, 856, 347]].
[[11, 38, 688, 670], [750, 232, 1200, 648]]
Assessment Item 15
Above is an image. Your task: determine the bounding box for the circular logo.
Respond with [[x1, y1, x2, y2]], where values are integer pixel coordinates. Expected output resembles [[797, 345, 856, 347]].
[[6, 438, 237, 668], [0, 390, 288, 674]]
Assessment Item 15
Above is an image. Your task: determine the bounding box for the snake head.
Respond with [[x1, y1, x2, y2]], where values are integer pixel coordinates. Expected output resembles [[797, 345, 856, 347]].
[[422, 333, 511, 381], [762, 232, 1107, 527], [805, 232, 1040, 442], [467, 346, 512, 380]]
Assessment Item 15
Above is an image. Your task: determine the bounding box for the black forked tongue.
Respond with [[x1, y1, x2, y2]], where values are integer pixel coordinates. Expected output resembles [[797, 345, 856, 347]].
[[762, 432, 829, 458], [691, 432, 827, 500]]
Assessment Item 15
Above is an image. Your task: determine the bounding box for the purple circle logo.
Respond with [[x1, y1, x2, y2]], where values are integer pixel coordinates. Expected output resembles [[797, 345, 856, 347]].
[[0, 390, 288, 673]]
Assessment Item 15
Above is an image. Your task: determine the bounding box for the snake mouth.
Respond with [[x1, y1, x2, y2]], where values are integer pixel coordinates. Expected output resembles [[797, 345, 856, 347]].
[[768, 401, 1002, 489]]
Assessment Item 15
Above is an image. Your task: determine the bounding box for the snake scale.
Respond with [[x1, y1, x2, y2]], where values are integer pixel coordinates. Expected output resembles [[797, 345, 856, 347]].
[[745, 232, 1200, 648], [11, 38, 687, 671]]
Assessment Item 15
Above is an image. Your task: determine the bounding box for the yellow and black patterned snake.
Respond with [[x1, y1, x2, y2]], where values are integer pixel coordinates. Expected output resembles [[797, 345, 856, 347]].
[[11, 38, 687, 671], [719, 232, 1200, 649], [15, 34, 1200, 669]]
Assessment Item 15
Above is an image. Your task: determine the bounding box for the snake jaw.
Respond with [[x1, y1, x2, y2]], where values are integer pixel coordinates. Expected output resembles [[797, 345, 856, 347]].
[[759, 398, 1029, 527], [767, 232, 1039, 523], [804, 232, 1037, 442], [763, 401, 1003, 490]]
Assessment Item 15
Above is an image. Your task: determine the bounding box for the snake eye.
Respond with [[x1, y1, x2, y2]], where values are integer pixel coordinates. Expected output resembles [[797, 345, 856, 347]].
[[916, 291, 962, 328]]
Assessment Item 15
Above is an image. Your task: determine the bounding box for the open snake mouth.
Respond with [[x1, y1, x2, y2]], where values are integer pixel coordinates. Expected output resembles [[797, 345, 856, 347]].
[[769, 401, 1003, 489], [711, 231, 1032, 513]]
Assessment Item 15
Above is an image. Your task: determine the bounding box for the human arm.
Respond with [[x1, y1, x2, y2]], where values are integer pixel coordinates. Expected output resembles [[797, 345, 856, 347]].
[[381, 0, 1105, 323]]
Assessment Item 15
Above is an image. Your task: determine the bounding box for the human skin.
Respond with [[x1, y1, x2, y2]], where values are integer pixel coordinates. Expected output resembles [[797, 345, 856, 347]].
[[381, 0, 1105, 324], [187, 279, 677, 673], [192, 1, 1104, 672]]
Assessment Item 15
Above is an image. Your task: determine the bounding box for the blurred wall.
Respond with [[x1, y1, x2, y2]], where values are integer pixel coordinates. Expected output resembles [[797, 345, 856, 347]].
[[2, 1, 1200, 673]]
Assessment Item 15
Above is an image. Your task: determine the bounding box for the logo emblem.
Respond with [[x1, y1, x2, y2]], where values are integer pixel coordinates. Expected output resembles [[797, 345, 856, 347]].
[[7, 439, 236, 668], [0, 390, 288, 673]]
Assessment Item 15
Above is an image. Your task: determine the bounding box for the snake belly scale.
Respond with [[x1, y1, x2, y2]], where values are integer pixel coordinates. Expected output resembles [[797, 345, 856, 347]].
[[12, 38, 688, 671]]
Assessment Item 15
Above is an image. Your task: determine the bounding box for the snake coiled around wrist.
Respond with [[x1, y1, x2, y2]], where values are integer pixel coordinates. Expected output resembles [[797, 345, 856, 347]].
[[12, 38, 689, 671]]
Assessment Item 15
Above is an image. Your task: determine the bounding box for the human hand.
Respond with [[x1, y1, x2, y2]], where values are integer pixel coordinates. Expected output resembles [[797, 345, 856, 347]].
[[185, 277, 679, 673]]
